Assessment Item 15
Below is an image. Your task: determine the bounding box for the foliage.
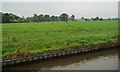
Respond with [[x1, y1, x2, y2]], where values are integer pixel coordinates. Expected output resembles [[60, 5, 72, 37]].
[[59, 13, 69, 22], [70, 15, 75, 21], [2, 12, 118, 23], [2, 13, 20, 23]]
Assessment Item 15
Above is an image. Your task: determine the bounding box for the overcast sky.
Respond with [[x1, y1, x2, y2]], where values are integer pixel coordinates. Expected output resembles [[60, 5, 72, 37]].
[[2, 2, 118, 18]]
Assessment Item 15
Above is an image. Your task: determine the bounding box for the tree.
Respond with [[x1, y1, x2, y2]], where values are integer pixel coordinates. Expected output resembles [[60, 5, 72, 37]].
[[54, 16, 59, 21], [71, 15, 75, 21], [51, 15, 55, 21], [2, 13, 21, 23], [81, 17, 84, 20], [26, 17, 32, 22], [59, 13, 69, 22], [95, 17, 99, 20], [33, 14, 39, 22], [38, 14, 44, 22], [99, 18, 103, 21], [44, 15, 50, 22], [21, 16, 25, 22], [9, 13, 20, 22], [2, 13, 11, 23], [85, 18, 90, 21], [91, 17, 99, 21]]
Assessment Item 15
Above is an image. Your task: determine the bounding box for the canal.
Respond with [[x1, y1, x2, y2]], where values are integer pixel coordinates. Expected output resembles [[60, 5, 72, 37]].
[[3, 48, 119, 70]]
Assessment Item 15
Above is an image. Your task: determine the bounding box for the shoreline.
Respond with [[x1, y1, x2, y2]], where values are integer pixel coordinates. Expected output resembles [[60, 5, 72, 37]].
[[2, 41, 119, 66]]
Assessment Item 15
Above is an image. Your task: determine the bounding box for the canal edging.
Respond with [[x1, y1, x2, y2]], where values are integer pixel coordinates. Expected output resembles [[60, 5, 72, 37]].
[[2, 41, 119, 66]]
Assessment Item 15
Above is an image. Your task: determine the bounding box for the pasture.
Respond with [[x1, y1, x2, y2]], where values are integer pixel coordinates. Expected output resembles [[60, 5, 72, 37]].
[[2, 20, 118, 58]]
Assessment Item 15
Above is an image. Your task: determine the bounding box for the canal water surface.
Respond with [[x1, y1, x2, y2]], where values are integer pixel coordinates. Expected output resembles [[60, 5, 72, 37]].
[[3, 48, 119, 70]]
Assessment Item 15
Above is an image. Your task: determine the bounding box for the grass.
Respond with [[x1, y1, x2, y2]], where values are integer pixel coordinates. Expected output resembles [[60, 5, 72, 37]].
[[2, 20, 118, 58]]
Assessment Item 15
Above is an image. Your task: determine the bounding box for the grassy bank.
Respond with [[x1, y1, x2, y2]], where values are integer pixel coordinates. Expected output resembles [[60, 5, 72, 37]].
[[2, 20, 118, 58]]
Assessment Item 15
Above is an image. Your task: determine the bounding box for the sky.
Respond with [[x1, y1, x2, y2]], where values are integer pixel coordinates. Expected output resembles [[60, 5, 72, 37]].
[[1, 0, 119, 2], [1, 1, 119, 19]]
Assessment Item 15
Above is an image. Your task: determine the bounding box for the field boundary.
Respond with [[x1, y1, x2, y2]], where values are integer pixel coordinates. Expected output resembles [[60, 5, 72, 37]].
[[2, 41, 119, 66]]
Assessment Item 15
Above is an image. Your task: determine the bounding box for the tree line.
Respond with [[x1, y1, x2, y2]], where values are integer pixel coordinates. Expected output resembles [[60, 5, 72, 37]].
[[0, 12, 118, 23], [1, 12, 75, 23], [80, 17, 118, 21]]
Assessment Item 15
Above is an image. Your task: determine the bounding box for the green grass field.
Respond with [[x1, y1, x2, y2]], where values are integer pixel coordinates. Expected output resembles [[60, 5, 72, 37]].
[[2, 20, 118, 58]]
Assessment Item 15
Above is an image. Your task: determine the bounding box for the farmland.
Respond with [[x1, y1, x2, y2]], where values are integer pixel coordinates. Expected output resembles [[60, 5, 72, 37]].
[[2, 20, 118, 58]]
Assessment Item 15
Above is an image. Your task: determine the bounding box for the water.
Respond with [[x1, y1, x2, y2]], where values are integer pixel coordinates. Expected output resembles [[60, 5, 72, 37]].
[[3, 48, 118, 70]]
